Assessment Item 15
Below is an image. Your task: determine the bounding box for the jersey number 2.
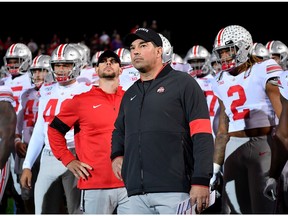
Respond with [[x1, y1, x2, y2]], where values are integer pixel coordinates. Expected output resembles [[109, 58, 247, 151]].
[[228, 85, 250, 120]]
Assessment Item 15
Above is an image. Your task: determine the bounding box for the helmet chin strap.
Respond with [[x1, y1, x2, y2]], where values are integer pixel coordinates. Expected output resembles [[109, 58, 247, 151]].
[[189, 70, 202, 78], [221, 62, 235, 71], [221, 55, 236, 72], [56, 76, 70, 83]]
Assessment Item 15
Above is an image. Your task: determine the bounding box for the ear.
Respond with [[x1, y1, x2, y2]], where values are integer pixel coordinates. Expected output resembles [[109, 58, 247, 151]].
[[119, 67, 123, 75], [157, 47, 163, 58]]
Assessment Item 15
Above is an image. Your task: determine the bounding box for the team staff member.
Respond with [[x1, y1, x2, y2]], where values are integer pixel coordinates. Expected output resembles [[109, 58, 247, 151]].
[[111, 28, 214, 214], [48, 50, 129, 214]]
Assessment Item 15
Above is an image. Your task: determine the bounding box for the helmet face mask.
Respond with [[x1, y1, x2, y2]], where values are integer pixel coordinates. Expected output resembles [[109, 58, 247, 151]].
[[4, 43, 32, 76], [213, 45, 237, 72], [213, 25, 253, 71], [187, 59, 207, 77], [50, 44, 82, 83], [29, 55, 53, 88], [30, 68, 49, 88], [52, 63, 75, 83], [184, 45, 210, 77], [209, 53, 221, 75], [5, 58, 24, 75]]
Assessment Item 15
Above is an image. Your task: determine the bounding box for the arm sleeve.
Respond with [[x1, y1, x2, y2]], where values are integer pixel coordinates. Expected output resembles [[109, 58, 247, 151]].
[[183, 76, 214, 186], [48, 98, 79, 166], [263, 59, 283, 89], [22, 99, 45, 169]]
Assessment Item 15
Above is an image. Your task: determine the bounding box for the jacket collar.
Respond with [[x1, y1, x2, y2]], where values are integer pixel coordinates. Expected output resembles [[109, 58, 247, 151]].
[[155, 63, 173, 79]]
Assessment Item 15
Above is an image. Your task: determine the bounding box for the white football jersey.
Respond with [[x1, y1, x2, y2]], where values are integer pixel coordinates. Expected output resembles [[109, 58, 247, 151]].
[[16, 87, 40, 144], [279, 71, 288, 100], [211, 59, 283, 133], [77, 67, 99, 84], [23, 80, 92, 169], [195, 73, 219, 138], [4, 72, 33, 114], [170, 62, 192, 73], [119, 64, 140, 91]]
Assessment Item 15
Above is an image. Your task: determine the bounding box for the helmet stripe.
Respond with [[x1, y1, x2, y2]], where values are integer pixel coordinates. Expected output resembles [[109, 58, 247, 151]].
[[193, 45, 199, 57], [32, 55, 41, 67], [9, 44, 16, 55], [266, 41, 273, 51], [96, 51, 102, 58], [56, 44, 67, 59], [216, 28, 225, 47], [116, 48, 124, 57]]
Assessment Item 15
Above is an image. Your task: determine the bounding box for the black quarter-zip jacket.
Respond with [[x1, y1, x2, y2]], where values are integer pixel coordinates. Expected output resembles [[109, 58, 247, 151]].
[[111, 64, 214, 197]]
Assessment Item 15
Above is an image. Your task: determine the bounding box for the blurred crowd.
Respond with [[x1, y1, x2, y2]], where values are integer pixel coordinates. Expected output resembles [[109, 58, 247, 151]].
[[0, 19, 170, 67]]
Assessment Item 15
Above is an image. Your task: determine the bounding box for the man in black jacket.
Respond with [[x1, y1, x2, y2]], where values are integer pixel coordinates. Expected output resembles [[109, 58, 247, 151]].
[[111, 28, 214, 214]]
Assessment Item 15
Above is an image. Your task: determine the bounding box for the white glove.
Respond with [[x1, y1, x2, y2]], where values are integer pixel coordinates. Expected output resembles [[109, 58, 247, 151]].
[[210, 163, 221, 191], [263, 177, 277, 201]]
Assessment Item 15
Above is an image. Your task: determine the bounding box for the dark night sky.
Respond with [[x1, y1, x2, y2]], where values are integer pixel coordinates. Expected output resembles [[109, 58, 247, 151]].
[[1, 1, 288, 56]]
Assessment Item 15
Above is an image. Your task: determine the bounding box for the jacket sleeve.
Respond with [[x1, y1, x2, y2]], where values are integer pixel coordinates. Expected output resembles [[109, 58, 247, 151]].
[[48, 98, 79, 166], [183, 75, 214, 186], [111, 97, 126, 160]]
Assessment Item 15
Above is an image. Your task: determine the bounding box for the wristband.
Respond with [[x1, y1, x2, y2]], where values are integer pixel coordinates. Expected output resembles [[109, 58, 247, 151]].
[[213, 163, 221, 174]]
